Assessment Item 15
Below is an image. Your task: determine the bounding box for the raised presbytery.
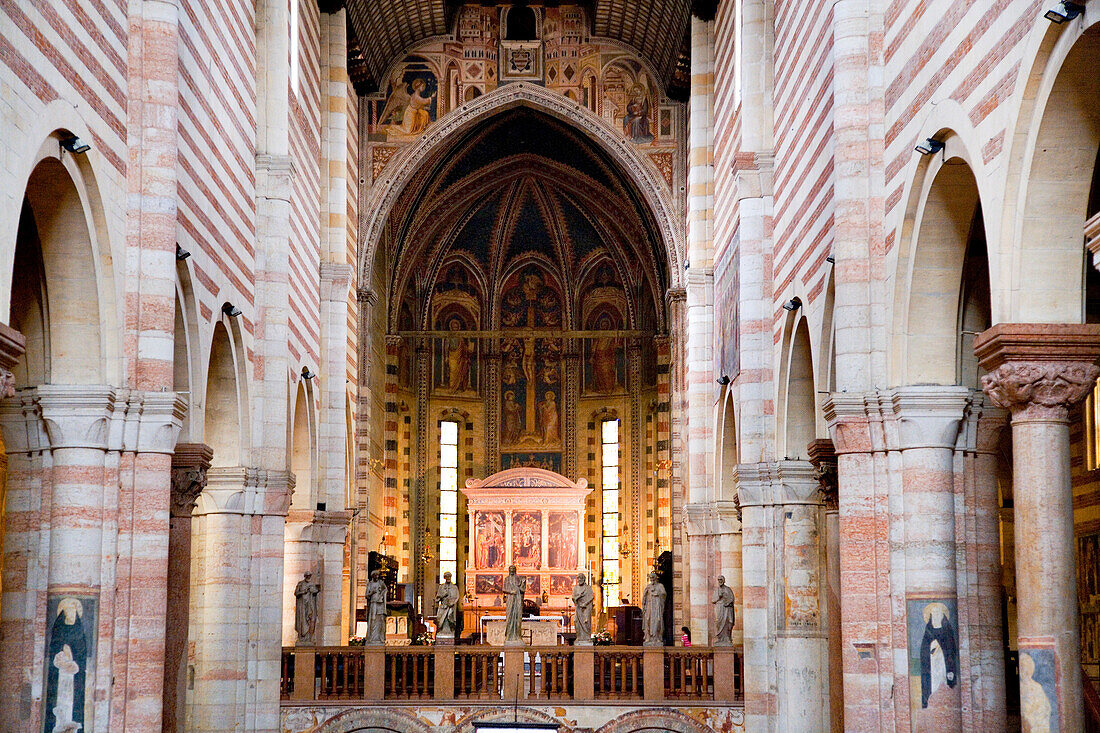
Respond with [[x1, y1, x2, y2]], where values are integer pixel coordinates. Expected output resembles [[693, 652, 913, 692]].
[[3, 1, 1100, 732]]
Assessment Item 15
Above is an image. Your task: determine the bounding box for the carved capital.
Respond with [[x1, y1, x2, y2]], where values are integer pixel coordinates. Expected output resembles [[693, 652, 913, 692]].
[[975, 323, 1100, 421], [980, 362, 1098, 421], [806, 439, 838, 510], [171, 443, 213, 518], [890, 385, 971, 450], [0, 322, 26, 399]]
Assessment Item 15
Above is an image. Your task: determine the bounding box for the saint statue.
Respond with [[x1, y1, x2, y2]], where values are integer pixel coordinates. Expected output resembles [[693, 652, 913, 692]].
[[445, 317, 472, 392], [503, 565, 526, 644], [713, 575, 735, 646], [572, 574, 595, 645], [366, 570, 388, 645], [294, 571, 321, 644], [642, 571, 667, 646], [435, 572, 460, 639]]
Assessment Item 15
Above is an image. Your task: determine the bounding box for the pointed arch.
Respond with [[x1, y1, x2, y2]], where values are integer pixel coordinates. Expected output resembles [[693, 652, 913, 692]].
[[780, 315, 817, 460]]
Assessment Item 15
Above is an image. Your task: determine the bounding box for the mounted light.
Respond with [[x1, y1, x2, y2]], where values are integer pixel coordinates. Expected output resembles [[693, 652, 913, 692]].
[[782, 297, 802, 312], [301, 366, 316, 380], [716, 375, 730, 385], [915, 138, 945, 156], [59, 136, 90, 154], [1045, 1, 1084, 23], [826, 255, 835, 264], [176, 243, 191, 260], [221, 302, 242, 318]]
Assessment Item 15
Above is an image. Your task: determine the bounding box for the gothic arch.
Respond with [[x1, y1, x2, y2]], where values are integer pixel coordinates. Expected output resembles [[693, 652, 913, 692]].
[[360, 82, 684, 293], [778, 314, 817, 460], [452, 706, 567, 733], [892, 148, 984, 386], [594, 708, 716, 733], [1001, 15, 1100, 323]]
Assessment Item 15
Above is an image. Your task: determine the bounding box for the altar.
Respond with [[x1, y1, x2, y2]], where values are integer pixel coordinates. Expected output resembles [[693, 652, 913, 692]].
[[462, 468, 592, 610], [479, 615, 564, 646]]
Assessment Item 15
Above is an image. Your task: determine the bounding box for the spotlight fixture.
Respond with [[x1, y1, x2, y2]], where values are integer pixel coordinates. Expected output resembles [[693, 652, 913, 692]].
[[59, 135, 91, 154], [301, 366, 316, 380], [221, 302, 242, 318], [175, 243, 191, 260], [782, 297, 802, 312], [716, 375, 730, 385], [1044, 1, 1084, 22], [684, 260, 690, 269], [826, 255, 835, 264], [914, 138, 945, 156]]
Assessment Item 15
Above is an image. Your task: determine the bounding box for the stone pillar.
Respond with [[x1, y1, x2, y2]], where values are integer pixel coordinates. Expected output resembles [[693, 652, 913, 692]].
[[974, 323, 1100, 733], [282, 508, 350, 646], [737, 461, 827, 733], [164, 443, 212, 733], [808, 438, 842, 733], [891, 386, 969, 728], [956, 392, 1008, 730]]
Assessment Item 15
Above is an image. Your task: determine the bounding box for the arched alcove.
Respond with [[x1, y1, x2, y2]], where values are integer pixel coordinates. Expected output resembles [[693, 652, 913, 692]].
[[290, 379, 315, 509], [782, 317, 816, 460], [10, 157, 108, 386], [899, 159, 982, 385], [717, 391, 738, 500], [1012, 24, 1100, 321], [204, 322, 243, 468], [503, 5, 538, 41]]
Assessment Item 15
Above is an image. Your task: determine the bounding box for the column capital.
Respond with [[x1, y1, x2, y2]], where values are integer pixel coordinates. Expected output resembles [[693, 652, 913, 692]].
[[958, 390, 1008, 454], [286, 508, 353, 544], [889, 385, 971, 450], [735, 460, 820, 508], [0, 322, 26, 398], [171, 443, 213, 518], [823, 391, 888, 455], [806, 439, 838, 510], [974, 323, 1100, 421], [35, 385, 118, 450], [196, 466, 296, 517]]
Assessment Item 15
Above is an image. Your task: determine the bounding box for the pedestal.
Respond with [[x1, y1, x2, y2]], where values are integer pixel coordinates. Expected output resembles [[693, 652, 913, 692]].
[[643, 648, 664, 701], [503, 648, 525, 700], [573, 647, 594, 700]]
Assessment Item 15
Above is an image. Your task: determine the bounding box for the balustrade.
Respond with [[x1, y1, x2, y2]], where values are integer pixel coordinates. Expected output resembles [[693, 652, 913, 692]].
[[280, 645, 741, 705]]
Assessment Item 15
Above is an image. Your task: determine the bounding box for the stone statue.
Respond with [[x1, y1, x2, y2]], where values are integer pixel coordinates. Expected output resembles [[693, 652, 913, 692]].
[[294, 571, 321, 644], [572, 573, 595, 645], [365, 570, 388, 645], [503, 565, 526, 644], [713, 575, 735, 646], [435, 571, 460, 639], [642, 571, 666, 646]]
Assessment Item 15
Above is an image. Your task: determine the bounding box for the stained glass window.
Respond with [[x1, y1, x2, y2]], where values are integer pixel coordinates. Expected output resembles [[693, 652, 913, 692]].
[[601, 419, 620, 605], [440, 421, 459, 582]]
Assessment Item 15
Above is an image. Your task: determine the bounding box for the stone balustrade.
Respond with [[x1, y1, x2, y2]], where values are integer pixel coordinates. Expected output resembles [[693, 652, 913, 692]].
[[281, 646, 743, 704]]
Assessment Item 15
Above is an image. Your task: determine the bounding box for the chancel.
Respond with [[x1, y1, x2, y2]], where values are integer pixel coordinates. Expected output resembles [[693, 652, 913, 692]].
[[2, 1, 1100, 732]]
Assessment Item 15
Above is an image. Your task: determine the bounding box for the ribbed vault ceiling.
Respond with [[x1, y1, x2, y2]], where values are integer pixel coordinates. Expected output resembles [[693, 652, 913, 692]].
[[345, 0, 694, 94]]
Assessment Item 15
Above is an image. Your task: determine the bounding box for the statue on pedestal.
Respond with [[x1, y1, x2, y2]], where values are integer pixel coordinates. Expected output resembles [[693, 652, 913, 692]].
[[294, 571, 321, 644], [572, 574, 594, 645], [365, 570, 388, 645], [642, 571, 666, 646], [503, 565, 526, 644], [435, 571, 460, 639], [713, 575, 735, 646]]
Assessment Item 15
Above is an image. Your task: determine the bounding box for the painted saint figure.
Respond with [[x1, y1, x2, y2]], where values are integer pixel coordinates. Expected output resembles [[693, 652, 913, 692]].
[[713, 575, 735, 646], [366, 570, 388, 644], [590, 315, 620, 393], [623, 84, 653, 143], [572, 574, 595, 645], [294, 571, 321, 644], [642, 571, 667, 646], [538, 391, 559, 444], [1019, 652, 1053, 732], [918, 602, 958, 708], [502, 390, 523, 446], [435, 572, 460, 638], [504, 565, 526, 644], [45, 597, 87, 733]]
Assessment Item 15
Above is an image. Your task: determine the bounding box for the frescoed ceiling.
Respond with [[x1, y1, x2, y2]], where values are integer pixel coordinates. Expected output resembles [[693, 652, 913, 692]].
[[344, 0, 706, 97]]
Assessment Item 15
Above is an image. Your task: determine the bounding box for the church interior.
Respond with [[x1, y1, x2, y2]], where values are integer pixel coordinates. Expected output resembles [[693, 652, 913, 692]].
[[3, 1, 1100, 732]]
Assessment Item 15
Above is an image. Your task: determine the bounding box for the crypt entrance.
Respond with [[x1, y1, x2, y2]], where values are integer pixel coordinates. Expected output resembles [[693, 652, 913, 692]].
[[355, 103, 681, 633]]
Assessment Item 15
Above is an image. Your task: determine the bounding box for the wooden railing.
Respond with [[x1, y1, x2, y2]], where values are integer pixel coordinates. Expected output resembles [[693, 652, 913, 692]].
[[280, 645, 742, 705]]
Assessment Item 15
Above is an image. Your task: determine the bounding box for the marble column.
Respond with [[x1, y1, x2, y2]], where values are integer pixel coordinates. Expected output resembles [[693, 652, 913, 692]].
[[164, 443, 212, 733], [0, 323, 26, 727], [737, 461, 827, 733], [891, 386, 970, 728], [975, 323, 1100, 733]]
